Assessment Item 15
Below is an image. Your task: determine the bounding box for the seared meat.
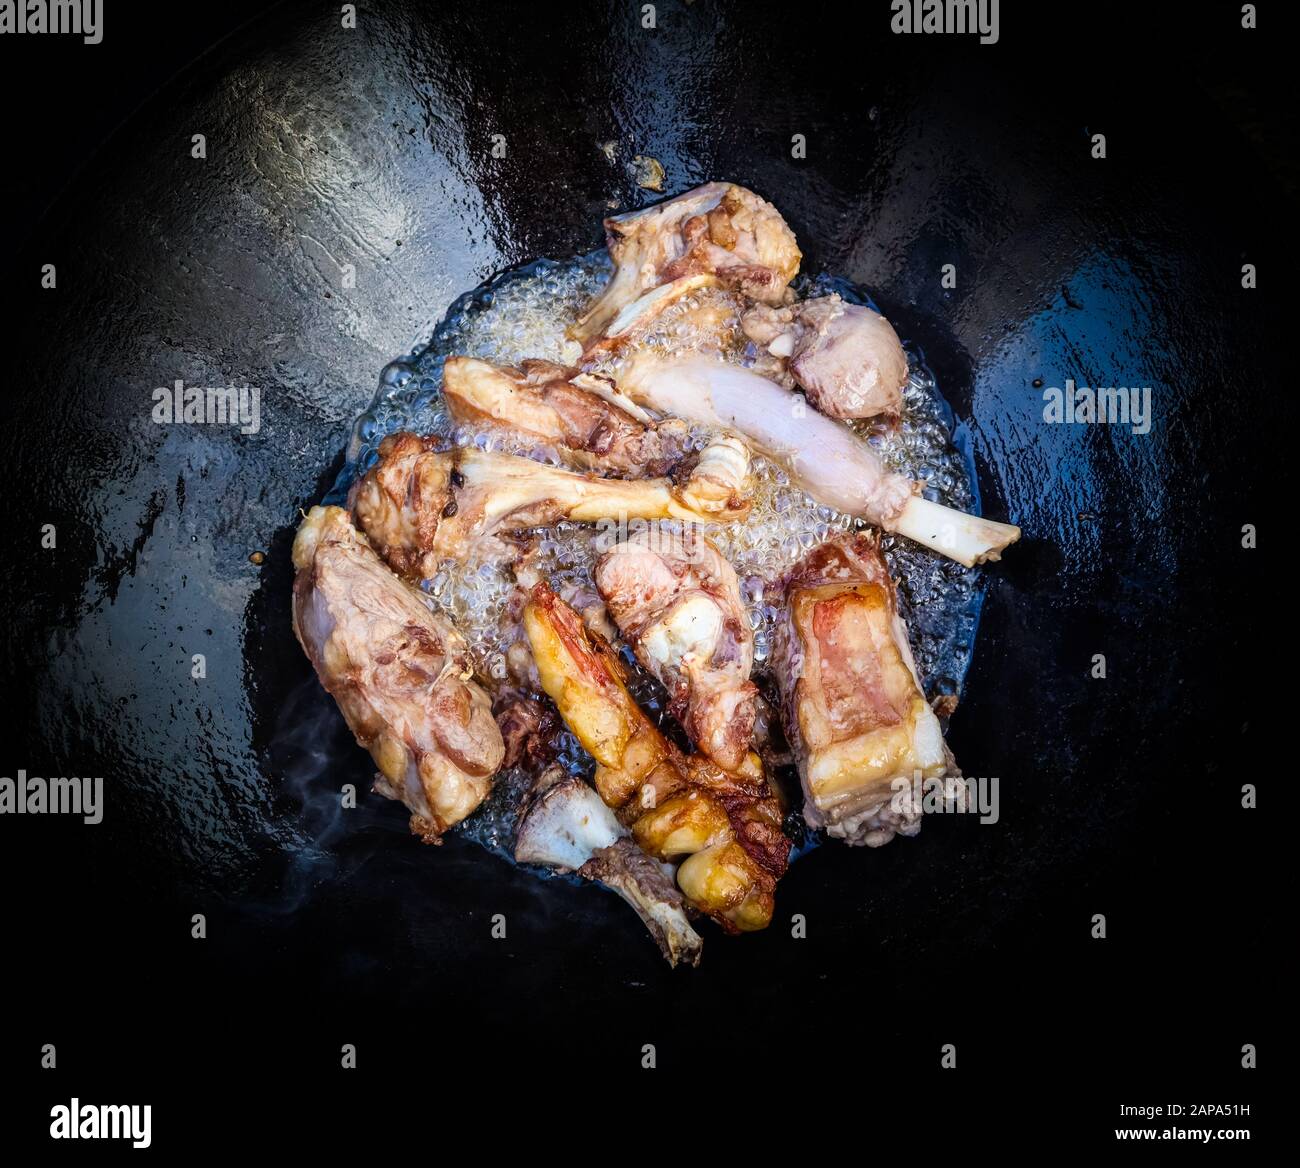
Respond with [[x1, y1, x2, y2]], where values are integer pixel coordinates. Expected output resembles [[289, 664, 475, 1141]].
[[494, 692, 559, 770], [523, 582, 790, 932], [347, 433, 454, 581], [442, 356, 688, 476], [742, 294, 909, 419], [348, 431, 753, 582], [772, 533, 955, 846], [572, 182, 802, 343], [595, 527, 757, 771], [291, 505, 504, 839]]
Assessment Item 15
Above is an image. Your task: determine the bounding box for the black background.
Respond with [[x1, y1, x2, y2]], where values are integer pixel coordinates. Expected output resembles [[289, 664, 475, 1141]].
[[0, 0, 1289, 1150]]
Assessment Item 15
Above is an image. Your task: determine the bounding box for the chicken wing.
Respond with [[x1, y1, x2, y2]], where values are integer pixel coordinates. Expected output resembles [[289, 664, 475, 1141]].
[[773, 533, 955, 846], [594, 527, 757, 772], [572, 182, 802, 344], [291, 505, 505, 839], [349, 431, 753, 581], [442, 355, 688, 476], [742, 294, 909, 420], [523, 582, 789, 932]]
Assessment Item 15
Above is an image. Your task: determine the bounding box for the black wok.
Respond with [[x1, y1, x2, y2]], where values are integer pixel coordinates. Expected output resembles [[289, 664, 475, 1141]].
[[0, 0, 1284, 1123]]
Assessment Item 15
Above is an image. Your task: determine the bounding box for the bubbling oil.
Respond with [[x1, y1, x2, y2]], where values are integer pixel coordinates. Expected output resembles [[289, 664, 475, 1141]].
[[331, 255, 985, 859]]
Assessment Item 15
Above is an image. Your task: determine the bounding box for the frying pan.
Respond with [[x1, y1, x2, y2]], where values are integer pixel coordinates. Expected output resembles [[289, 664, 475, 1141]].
[[0, 0, 1284, 1106]]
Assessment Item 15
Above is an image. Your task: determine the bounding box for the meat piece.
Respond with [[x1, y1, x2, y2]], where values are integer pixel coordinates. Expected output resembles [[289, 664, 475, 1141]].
[[347, 433, 454, 581], [348, 431, 754, 582], [613, 353, 1021, 566], [514, 765, 703, 966], [772, 534, 956, 846], [742, 294, 908, 419], [523, 582, 790, 932], [572, 182, 802, 344], [595, 527, 757, 771], [442, 356, 688, 476], [494, 693, 558, 770], [291, 505, 504, 839]]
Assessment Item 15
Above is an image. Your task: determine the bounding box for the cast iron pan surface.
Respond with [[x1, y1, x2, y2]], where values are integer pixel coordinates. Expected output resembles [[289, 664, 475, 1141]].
[[0, 0, 1286, 1133]]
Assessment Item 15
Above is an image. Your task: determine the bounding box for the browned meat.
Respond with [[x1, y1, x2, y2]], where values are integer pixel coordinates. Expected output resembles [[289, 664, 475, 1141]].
[[772, 533, 956, 845], [750, 692, 793, 772], [494, 693, 559, 770], [348, 431, 753, 582], [594, 527, 757, 771], [572, 182, 802, 343], [442, 356, 689, 476], [523, 582, 790, 932], [291, 505, 504, 839], [347, 433, 453, 581]]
